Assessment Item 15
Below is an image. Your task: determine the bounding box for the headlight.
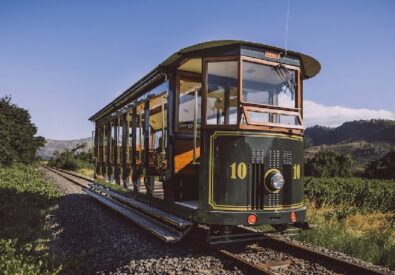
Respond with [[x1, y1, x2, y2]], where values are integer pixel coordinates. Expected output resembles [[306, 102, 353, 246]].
[[270, 172, 285, 190]]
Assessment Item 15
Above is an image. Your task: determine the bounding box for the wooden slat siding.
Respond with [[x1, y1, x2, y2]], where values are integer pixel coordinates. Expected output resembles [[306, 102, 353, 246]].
[[174, 139, 200, 173]]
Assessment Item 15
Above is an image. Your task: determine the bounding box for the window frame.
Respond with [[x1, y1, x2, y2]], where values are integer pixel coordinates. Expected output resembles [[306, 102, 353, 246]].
[[239, 56, 303, 133], [175, 70, 203, 133], [202, 56, 241, 129], [240, 56, 301, 111]]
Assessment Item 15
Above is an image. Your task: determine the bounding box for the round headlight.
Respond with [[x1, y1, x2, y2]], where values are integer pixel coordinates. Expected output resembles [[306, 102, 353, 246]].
[[270, 172, 285, 190]]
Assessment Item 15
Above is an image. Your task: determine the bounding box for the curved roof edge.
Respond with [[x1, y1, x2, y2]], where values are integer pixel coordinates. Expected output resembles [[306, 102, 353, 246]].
[[90, 40, 320, 121], [159, 40, 321, 79]]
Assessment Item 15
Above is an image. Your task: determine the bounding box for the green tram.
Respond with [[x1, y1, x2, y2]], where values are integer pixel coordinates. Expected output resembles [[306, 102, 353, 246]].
[[88, 40, 320, 243]]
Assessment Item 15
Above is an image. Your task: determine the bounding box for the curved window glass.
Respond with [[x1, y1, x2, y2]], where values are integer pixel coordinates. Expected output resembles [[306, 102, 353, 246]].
[[242, 61, 296, 109]]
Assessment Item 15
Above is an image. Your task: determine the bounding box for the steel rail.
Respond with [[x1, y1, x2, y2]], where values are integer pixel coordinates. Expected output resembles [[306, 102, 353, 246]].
[[44, 167, 91, 188], [44, 167, 388, 275], [210, 244, 276, 275], [259, 236, 386, 275]]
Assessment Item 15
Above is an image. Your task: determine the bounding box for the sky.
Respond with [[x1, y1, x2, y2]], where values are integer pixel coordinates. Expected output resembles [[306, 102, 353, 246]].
[[0, 0, 394, 139]]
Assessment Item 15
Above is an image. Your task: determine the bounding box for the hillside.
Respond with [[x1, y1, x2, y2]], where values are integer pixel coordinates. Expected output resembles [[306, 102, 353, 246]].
[[37, 137, 92, 160], [305, 119, 395, 171]]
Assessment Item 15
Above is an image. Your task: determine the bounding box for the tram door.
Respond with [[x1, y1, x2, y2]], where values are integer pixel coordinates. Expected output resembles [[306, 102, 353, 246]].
[[174, 73, 202, 201]]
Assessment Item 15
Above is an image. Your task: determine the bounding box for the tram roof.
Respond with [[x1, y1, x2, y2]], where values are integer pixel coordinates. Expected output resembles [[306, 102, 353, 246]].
[[90, 40, 320, 122]]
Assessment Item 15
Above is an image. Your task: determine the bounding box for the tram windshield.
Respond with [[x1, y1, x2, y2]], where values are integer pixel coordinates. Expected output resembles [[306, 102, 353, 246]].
[[241, 60, 301, 128], [242, 61, 296, 108]]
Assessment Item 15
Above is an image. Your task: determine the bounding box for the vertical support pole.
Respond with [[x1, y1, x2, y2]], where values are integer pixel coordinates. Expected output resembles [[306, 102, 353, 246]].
[[144, 100, 153, 196], [107, 121, 112, 182], [161, 95, 166, 156], [122, 111, 129, 188], [115, 116, 121, 185], [102, 124, 106, 178], [93, 127, 98, 178], [131, 106, 139, 191], [224, 87, 230, 125], [192, 89, 198, 164], [138, 110, 142, 162], [165, 77, 174, 200]]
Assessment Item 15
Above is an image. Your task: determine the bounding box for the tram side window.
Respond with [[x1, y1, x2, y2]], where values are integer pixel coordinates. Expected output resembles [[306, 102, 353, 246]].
[[178, 79, 202, 130], [149, 94, 168, 168], [206, 61, 238, 125]]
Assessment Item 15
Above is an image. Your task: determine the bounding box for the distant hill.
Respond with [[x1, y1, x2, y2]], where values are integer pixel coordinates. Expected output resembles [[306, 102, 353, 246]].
[[37, 137, 93, 160], [305, 119, 395, 171]]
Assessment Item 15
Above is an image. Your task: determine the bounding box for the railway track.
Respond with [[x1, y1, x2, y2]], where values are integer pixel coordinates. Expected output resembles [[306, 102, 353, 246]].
[[43, 167, 389, 275]]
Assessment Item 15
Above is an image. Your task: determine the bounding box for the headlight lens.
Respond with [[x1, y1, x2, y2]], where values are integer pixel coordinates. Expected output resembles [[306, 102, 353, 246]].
[[270, 172, 285, 190]]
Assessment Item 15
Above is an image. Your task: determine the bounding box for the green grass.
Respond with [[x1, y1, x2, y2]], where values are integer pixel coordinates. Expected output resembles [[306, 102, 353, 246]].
[[298, 177, 395, 270], [94, 180, 134, 197], [0, 165, 62, 274]]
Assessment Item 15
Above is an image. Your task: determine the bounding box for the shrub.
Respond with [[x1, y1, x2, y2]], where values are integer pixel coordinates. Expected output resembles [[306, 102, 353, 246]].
[[48, 143, 93, 171], [0, 165, 61, 274], [365, 148, 395, 179], [305, 150, 353, 177], [304, 177, 395, 213]]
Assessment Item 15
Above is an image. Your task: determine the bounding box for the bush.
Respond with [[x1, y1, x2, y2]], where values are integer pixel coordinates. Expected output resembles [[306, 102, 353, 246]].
[[48, 143, 93, 171], [304, 177, 395, 213], [365, 148, 395, 179], [305, 150, 353, 177], [0, 165, 61, 274]]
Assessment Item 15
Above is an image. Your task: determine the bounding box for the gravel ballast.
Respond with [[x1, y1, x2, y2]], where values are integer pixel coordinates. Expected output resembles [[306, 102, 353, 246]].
[[43, 169, 394, 274], [43, 169, 243, 274]]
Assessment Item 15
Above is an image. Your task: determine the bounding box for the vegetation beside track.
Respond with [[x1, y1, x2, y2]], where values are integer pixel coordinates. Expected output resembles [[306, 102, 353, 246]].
[[299, 177, 395, 269], [48, 143, 94, 172], [0, 165, 62, 274]]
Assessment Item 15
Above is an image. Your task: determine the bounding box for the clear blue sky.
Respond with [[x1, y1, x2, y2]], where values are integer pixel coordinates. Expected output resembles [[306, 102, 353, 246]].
[[1, 0, 394, 139]]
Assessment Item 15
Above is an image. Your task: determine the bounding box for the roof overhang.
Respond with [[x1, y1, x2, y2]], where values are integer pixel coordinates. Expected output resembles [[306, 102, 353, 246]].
[[89, 40, 320, 122]]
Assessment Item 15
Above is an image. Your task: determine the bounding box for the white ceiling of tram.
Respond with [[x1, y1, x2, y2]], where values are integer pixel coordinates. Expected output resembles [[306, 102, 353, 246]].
[[178, 58, 202, 73]]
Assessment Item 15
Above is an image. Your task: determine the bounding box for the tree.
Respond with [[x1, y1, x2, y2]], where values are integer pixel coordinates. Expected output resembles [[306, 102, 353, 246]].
[[0, 96, 45, 166], [48, 143, 93, 171], [365, 148, 395, 179], [305, 150, 353, 177]]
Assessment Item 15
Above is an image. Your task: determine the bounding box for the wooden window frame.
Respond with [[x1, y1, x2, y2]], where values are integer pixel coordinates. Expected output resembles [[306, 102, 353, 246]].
[[202, 56, 240, 130], [238, 56, 303, 133], [242, 105, 304, 130]]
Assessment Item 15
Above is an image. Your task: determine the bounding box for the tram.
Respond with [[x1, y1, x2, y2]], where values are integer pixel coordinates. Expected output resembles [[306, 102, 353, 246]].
[[88, 40, 320, 242]]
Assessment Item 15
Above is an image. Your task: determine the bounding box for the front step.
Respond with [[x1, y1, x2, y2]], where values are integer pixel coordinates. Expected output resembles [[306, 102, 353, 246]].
[[90, 184, 192, 228], [84, 187, 192, 242]]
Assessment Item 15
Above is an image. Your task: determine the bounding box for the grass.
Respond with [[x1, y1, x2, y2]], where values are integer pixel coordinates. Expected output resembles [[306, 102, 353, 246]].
[[297, 198, 395, 269], [76, 168, 94, 178], [94, 179, 134, 197], [0, 164, 62, 274], [302, 175, 395, 268]]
